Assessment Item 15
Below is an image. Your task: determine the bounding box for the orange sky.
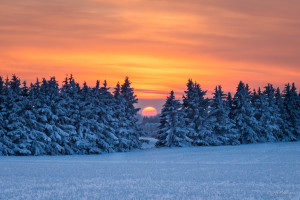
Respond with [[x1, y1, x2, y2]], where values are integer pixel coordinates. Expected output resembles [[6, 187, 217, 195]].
[[1, 0, 300, 102]]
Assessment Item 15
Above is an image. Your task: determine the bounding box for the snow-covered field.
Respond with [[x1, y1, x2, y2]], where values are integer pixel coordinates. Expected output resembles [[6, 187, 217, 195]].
[[0, 141, 299, 200]]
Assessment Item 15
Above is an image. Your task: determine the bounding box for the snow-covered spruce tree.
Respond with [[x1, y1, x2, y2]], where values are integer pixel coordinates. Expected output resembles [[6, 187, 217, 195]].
[[120, 77, 142, 150], [282, 83, 300, 140], [86, 80, 113, 153], [251, 87, 276, 142], [58, 75, 81, 154], [76, 81, 103, 154], [4, 75, 31, 155], [251, 88, 261, 120], [97, 80, 118, 152], [232, 81, 259, 144], [0, 76, 9, 155], [156, 91, 190, 147], [20, 80, 42, 155], [275, 87, 295, 141], [182, 79, 210, 146], [252, 84, 284, 142], [37, 77, 68, 155], [112, 82, 130, 151], [261, 84, 282, 141], [23, 81, 51, 156], [207, 86, 239, 145], [227, 92, 234, 120]]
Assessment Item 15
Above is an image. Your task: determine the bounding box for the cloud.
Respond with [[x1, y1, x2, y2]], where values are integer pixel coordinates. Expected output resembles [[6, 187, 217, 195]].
[[0, 0, 299, 98]]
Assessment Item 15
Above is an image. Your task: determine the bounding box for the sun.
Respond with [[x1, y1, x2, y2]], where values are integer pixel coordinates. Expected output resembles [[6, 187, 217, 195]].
[[142, 106, 158, 116]]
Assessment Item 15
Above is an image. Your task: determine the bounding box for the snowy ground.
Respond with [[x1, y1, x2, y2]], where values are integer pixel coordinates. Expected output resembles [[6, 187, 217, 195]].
[[0, 141, 299, 200]]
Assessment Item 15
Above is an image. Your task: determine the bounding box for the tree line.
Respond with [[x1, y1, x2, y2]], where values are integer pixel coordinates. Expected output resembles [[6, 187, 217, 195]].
[[0, 75, 142, 155], [156, 80, 300, 147]]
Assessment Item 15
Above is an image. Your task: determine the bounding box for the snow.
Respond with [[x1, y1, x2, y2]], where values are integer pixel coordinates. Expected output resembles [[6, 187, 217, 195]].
[[0, 141, 299, 200]]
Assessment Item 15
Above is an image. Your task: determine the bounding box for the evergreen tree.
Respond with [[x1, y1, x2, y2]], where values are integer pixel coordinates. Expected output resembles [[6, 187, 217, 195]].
[[156, 91, 190, 147], [98, 80, 118, 152], [120, 77, 142, 149], [58, 75, 80, 154], [5, 75, 31, 155], [232, 81, 259, 144], [207, 86, 239, 145], [227, 92, 234, 120], [76, 82, 101, 154], [275, 87, 295, 141], [260, 84, 281, 142], [38, 77, 67, 155], [182, 79, 210, 145], [25, 82, 49, 155], [282, 83, 300, 139], [88, 80, 113, 153], [0, 76, 8, 155], [112, 82, 130, 151]]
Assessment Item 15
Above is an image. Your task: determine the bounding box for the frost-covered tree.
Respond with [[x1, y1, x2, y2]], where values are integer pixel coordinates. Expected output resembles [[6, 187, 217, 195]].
[[112, 82, 130, 151], [282, 83, 300, 139], [0, 76, 9, 155], [182, 79, 210, 145], [75, 81, 103, 154], [275, 87, 295, 141], [120, 77, 142, 149], [227, 92, 234, 120], [232, 81, 259, 144], [251, 87, 276, 142], [58, 75, 81, 154], [37, 77, 70, 155], [156, 91, 190, 147], [260, 84, 282, 142], [207, 86, 239, 145], [85, 80, 114, 153], [4, 75, 31, 155], [97, 80, 118, 152]]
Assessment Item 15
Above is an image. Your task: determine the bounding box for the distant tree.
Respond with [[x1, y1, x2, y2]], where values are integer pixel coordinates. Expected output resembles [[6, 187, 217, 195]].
[[156, 91, 190, 147], [142, 115, 160, 124]]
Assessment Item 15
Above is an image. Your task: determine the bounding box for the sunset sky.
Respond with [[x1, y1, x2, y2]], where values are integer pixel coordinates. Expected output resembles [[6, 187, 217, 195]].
[[1, 0, 300, 111]]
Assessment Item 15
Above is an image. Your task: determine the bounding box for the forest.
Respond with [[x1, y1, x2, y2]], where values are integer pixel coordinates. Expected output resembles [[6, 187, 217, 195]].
[[157, 80, 300, 147], [0, 75, 299, 155], [0, 75, 142, 155]]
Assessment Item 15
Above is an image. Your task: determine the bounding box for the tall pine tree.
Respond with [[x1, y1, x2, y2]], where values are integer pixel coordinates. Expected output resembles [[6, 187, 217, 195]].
[[207, 86, 239, 145], [156, 91, 190, 147], [182, 79, 210, 146], [232, 81, 259, 144]]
